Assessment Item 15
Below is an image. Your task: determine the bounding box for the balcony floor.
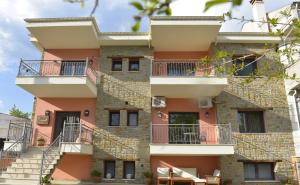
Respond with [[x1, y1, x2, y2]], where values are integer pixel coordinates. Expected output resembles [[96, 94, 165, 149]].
[[150, 144, 234, 156], [16, 76, 97, 97], [150, 77, 228, 98]]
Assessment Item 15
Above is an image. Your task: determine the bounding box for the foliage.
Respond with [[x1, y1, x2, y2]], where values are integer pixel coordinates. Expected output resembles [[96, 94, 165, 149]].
[[143, 171, 153, 178], [91, 169, 101, 177], [41, 174, 51, 184], [280, 178, 293, 184], [9, 104, 30, 119]]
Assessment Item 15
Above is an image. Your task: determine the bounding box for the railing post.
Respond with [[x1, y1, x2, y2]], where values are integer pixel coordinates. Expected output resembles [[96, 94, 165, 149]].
[[228, 122, 232, 144], [18, 59, 23, 76], [150, 123, 152, 144], [39, 151, 45, 185], [6, 121, 11, 141], [150, 59, 153, 77], [79, 123, 82, 143], [84, 57, 89, 76], [62, 121, 66, 143]]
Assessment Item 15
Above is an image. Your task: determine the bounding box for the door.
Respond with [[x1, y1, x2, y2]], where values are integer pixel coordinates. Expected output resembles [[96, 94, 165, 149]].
[[60, 61, 85, 76], [168, 112, 199, 144], [53, 112, 80, 141]]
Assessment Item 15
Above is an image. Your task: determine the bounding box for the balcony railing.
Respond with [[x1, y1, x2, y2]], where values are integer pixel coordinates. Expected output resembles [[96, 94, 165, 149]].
[[151, 123, 232, 144], [17, 59, 97, 84], [62, 123, 93, 144], [151, 60, 215, 77]]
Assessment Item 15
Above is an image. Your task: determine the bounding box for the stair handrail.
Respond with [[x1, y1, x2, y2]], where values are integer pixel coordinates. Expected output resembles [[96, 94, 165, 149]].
[[39, 132, 62, 185]]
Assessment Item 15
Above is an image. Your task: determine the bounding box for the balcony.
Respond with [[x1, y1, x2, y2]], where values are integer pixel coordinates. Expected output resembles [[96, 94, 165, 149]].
[[150, 123, 234, 156], [16, 59, 97, 97], [60, 123, 93, 155], [150, 60, 228, 98]]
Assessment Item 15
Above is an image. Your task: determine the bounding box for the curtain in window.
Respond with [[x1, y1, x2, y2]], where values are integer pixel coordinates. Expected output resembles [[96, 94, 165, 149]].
[[246, 112, 263, 133], [244, 163, 256, 180], [257, 163, 273, 180], [124, 162, 135, 179]]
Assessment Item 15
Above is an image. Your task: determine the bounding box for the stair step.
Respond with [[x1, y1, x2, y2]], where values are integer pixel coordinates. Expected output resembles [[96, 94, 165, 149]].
[[0, 177, 40, 185], [1, 172, 41, 179], [7, 167, 51, 174]]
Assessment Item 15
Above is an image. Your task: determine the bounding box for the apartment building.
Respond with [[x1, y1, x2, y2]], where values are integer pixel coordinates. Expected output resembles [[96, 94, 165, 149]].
[[0, 0, 297, 185]]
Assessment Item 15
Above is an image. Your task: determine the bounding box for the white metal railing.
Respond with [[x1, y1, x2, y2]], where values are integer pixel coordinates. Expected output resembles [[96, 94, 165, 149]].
[[151, 59, 216, 77], [0, 122, 32, 174], [62, 123, 93, 144], [17, 59, 97, 84], [151, 123, 232, 144]]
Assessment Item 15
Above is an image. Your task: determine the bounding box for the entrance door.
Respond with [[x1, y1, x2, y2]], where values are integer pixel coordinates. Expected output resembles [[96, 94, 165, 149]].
[[53, 112, 80, 141], [168, 112, 199, 144]]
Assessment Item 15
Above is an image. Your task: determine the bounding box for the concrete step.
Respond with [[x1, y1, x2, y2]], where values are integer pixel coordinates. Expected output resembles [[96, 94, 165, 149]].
[[1, 172, 41, 179], [0, 177, 39, 185], [7, 167, 51, 174], [11, 162, 56, 168]]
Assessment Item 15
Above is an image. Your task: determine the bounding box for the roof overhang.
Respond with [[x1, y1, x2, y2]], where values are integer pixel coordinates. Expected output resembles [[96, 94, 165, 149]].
[[99, 32, 150, 46], [150, 16, 222, 51], [25, 17, 100, 49], [217, 32, 281, 43]]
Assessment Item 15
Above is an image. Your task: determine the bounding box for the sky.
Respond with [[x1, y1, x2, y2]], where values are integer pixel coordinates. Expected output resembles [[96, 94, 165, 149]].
[[0, 0, 294, 114]]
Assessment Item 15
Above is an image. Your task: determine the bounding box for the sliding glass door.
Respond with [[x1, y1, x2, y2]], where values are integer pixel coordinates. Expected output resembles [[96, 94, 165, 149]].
[[168, 112, 199, 144]]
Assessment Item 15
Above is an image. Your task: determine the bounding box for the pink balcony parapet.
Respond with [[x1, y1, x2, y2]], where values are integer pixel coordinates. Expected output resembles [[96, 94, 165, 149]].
[[18, 59, 97, 84], [151, 123, 232, 145], [152, 59, 215, 77]]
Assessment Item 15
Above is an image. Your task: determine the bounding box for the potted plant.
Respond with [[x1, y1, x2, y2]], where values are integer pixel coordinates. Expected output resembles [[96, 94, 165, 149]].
[[91, 169, 102, 182], [143, 171, 153, 185], [223, 179, 232, 185], [280, 178, 292, 185], [37, 137, 45, 146], [41, 174, 51, 185]]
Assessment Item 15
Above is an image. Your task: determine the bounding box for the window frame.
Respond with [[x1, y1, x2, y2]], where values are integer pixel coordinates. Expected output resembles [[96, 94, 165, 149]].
[[127, 111, 139, 127], [244, 162, 275, 181], [233, 56, 258, 77], [109, 111, 120, 126], [128, 59, 140, 72], [238, 110, 265, 133], [111, 58, 123, 71], [123, 161, 135, 179], [104, 160, 116, 179]]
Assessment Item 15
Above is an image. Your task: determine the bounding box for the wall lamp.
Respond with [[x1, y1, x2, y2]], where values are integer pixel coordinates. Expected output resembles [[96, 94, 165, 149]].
[[45, 110, 51, 116], [84, 109, 90, 117]]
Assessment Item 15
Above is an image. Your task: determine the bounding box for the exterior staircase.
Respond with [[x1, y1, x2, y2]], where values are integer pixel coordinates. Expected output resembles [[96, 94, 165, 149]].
[[0, 147, 61, 185]]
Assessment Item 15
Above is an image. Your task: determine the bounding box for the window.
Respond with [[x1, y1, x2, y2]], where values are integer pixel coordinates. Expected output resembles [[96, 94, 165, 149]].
[[127, 111, 138, 126], [60, 61, 86, 76], [123, 161, 135, 179], [104, 160, 115, 179], [233, 56, 258, 76], [238, 111, 265, 133], [128, 59, 140, 71], [112, 59, 122, 71], [244, 162, 274, 181], [109, 111, 120, 126]]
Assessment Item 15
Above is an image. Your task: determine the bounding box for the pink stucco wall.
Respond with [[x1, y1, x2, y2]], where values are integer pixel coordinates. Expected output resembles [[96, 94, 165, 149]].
[[151, 156, 219, 178], [33, 98, 96, 145], [152, 98, 217, 144], [52, 154, 93, 181]]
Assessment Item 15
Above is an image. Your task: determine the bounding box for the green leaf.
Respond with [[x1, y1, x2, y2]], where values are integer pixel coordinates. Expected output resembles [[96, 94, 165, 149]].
[[130, 1, 144, 10], [132, 21, 141, 32], [165, 7, 172, 15], [268, 18, 278, 26], [204, 0, 230, 12], [232, 0, 242, 6]]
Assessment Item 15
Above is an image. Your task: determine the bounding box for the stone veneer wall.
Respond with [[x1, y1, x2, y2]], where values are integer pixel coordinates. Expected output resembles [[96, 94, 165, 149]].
[[213, 43, 296, 185], [93, 46, 153, 184]]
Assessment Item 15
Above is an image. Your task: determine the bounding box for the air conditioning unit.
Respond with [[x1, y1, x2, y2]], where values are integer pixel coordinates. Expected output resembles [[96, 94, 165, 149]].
[[152, 96, 166, 108], [199, 97, 213, 108]]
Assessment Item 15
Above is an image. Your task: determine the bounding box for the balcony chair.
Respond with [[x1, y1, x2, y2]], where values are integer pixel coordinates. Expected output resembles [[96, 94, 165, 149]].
[[172, 167, 206, 185], [205, 169, 221, 185], [157, 167, 171, 185]]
